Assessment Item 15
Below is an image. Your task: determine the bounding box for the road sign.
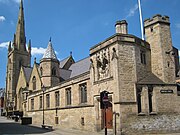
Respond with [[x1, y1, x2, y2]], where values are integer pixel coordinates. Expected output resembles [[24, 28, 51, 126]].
[[103, 96, 109, 103]]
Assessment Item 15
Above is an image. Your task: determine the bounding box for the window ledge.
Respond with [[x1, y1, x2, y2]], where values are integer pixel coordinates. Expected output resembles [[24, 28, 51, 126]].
[[149, 112, 157, 115], [138, 112, 146, 116]]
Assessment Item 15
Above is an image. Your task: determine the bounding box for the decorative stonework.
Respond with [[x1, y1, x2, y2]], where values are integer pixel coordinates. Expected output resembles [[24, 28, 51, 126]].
[[96, 48, 110, 80], [111, 48, 118, 60]]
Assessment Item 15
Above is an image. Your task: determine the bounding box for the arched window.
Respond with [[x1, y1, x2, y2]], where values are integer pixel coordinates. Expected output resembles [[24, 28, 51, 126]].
[[32, 76, 36, 90], [52, 67, 56, 76]]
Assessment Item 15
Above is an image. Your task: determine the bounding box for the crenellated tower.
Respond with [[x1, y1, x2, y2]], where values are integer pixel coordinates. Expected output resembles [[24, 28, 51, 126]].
[[6, 0, 31, 109], [144, 14, 176, 83]]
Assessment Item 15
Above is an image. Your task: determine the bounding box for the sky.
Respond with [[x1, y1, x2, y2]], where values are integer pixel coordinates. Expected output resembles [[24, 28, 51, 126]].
[[0, 0, 180, 88]]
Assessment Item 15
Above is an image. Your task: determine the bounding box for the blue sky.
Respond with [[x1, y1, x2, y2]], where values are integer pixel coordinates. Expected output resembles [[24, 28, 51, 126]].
[[0, 0, 180, 88]]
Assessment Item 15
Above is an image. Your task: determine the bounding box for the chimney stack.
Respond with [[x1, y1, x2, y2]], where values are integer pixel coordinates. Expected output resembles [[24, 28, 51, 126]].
[[115, 20, 128, 34]]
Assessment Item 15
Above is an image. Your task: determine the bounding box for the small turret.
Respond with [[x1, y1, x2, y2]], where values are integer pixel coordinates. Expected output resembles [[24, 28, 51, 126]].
[[40, 38, 60, 87]]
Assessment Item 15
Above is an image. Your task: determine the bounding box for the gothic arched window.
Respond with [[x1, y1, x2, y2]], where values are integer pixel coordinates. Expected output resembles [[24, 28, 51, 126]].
[[32, 76, 36, 90]]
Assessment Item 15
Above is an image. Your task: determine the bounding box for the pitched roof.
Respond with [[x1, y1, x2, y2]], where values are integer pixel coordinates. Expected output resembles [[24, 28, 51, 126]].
[[60, 56, 71, 68], [60, 68, 71, 81], [42, 40, 57, 59], [69, 57, 90, 78], [137, 72, 165, 85], [23, 67, 33, 82]]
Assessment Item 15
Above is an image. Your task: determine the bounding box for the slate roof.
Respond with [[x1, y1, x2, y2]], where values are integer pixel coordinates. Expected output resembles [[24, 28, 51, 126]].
[[60, 68, 71, 81], [137, 72, 165, 85], [42, 40, 57, 59], [69, 57, 90, 78], [23, 67, 33, 82]]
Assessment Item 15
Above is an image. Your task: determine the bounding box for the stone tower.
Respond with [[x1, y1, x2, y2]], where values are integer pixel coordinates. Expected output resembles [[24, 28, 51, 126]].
[[40, 39, 60, 87], [6, 0, 31, 107], [144, 14, 175, 83]]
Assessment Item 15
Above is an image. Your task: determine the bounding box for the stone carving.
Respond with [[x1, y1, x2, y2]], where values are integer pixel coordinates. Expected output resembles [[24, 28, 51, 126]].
[[90, 58, 94, 69], [96, 50, 110, 80], [111, 48, 118, 60]]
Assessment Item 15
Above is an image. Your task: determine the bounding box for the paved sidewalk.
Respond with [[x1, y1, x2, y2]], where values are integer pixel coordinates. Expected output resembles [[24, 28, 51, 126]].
[[1, 115, 180, 135]]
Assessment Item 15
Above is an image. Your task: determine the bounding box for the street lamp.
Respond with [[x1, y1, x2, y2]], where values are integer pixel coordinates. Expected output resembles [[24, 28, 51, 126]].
[[42, 85, 46, 125]]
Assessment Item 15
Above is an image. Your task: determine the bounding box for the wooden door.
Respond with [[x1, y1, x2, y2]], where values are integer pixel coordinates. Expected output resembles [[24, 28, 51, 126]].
[[101, 101, 113, 129]]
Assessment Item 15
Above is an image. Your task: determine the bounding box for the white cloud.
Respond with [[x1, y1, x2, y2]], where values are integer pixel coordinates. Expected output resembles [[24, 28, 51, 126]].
[[31, 47, 46, 56], [31, 47, 58, 56], [126, 4, 139, 18], [0, 0, 20, 4], [0, 41, 9, 49], [176, 23, 180, 29], [0, 16, 6, 22], [13, 0, 20, 3]]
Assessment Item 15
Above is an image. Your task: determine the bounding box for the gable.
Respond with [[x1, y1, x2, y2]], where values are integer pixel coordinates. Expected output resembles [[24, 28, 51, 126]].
[[29, 63, 42, 91], [60, 56, 75, 70], [16, 67, 28, 96]]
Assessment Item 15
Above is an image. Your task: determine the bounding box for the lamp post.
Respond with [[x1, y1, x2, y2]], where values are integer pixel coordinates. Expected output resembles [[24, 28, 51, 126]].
[[42, 86, 45, 125]]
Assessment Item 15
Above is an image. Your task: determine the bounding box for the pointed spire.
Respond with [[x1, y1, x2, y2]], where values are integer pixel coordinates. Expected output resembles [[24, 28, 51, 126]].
[[42, 38, 57, 60], [15, 0, 26, 51]]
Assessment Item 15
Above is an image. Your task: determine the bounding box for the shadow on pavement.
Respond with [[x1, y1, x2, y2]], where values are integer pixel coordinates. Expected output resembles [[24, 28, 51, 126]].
[[0, 122, 53, 134]]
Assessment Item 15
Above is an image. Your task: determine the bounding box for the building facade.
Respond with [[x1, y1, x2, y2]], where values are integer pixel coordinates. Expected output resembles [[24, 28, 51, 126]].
[[5, 1, 180, 134]]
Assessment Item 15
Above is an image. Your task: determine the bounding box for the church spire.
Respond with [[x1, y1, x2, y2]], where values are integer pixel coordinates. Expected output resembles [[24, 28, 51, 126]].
[[15, 0, 26, 51]]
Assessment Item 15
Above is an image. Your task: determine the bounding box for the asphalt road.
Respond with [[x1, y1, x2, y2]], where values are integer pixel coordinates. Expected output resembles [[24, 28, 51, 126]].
[[0, 116, 54, 135]]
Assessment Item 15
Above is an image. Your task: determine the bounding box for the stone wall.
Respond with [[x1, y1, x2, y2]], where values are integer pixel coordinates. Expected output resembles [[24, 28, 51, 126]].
[[28, 106, 96, 131], [124, 113, 180, 134]]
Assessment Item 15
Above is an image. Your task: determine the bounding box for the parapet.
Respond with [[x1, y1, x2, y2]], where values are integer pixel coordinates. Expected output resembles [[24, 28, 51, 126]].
[[144, 14, 170, 28]]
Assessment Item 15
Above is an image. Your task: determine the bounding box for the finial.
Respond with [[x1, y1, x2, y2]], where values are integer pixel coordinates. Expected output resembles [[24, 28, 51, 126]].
[[20, 0, 23, 9], [49, 37, 51, 42], [34, 57, 36, 63], [70, 51, 72, 56]]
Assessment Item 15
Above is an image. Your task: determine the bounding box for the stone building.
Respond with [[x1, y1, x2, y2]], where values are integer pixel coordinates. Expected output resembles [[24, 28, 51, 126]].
[[5, 0, 180, 134]]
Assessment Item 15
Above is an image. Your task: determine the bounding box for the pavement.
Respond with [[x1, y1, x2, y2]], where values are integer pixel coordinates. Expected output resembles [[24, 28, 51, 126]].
[[0, 115, 104, 135], [1, 115, 180, 135]]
